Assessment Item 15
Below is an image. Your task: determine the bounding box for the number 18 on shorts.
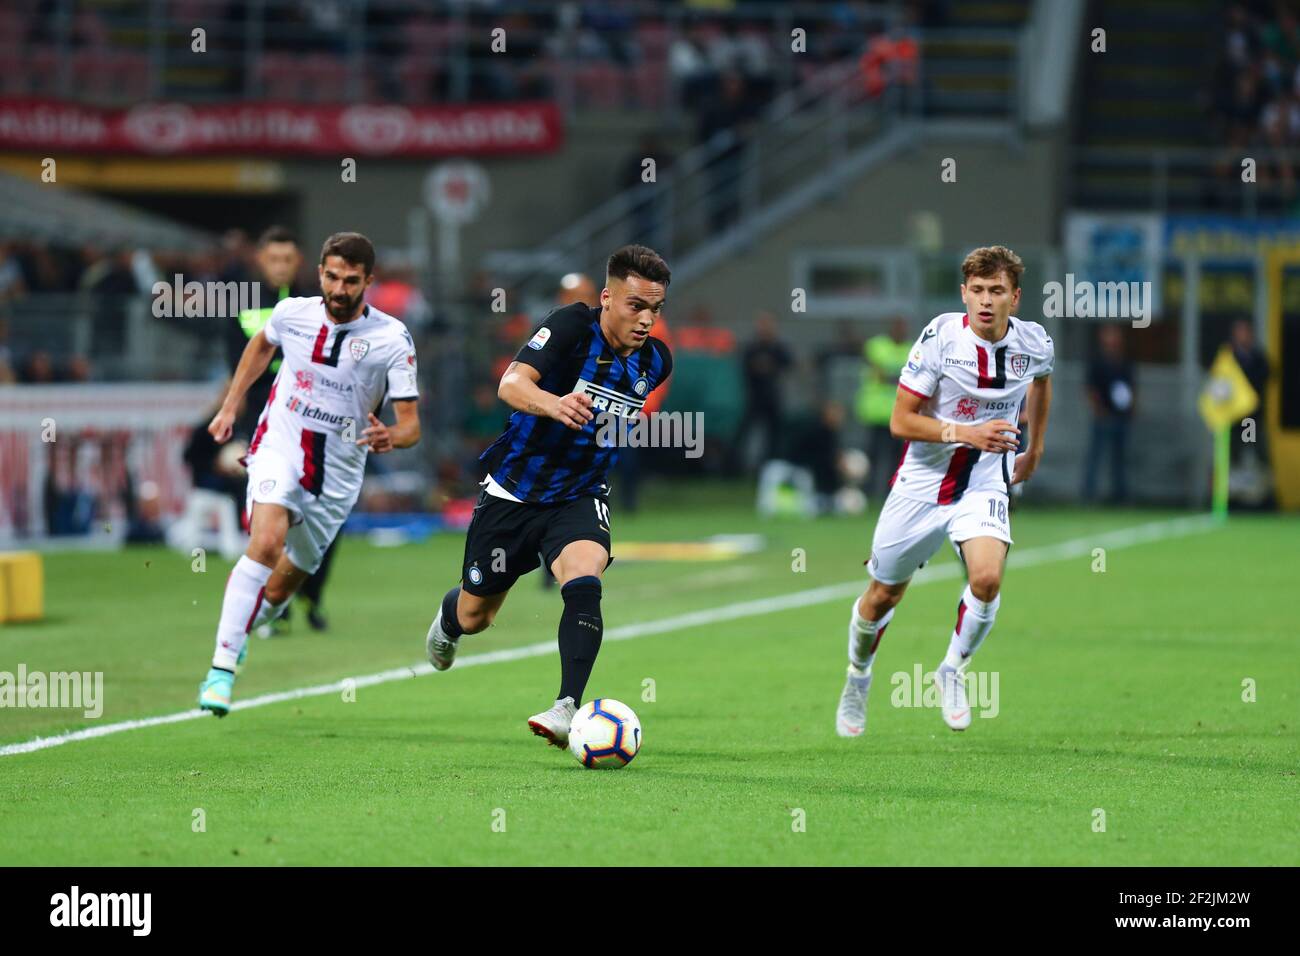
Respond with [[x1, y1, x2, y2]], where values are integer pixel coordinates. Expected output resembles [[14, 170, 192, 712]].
[[866, 489, 1012, 586]]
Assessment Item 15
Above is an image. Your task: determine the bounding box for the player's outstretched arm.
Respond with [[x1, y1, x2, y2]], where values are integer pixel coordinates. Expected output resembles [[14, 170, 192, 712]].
[[889, 386, 1020, 453], [209, 330, 277, 443], [498, 361, 593, 431], [1011, 375, 1052, 484], [358, 400, 419, 453]]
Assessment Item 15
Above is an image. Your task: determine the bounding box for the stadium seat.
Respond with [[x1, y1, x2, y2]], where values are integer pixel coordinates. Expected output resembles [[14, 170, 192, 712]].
[[576, 61, 624, 109], [395, 55, 439, 103], [636, 21, 672, 58], [305, 54, 349, 102], [68, 51, 149, 102], [405, 16, 453, 56], [633, 61, 668, 110], [259, 53, 301, 100]]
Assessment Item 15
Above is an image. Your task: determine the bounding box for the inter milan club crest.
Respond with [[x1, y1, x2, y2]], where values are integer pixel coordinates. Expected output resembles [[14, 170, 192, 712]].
[[468, 565, 483, 586], [633, 377, 649, 397], [349, 339, 371, 362], [1009, 353, 1030, 378]]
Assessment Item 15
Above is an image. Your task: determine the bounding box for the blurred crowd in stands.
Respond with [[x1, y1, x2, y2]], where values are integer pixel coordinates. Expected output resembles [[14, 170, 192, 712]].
[[1212, 1, 1300, 199], [7, 0, 926, 111], [0, 232, 431, 385]]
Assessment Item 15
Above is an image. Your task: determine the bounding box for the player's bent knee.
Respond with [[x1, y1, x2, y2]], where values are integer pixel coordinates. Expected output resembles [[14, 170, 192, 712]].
[[456, 594, 503, 634], [246, 537, 282, 566], [865, 579, 906, 612], [968, 574, 1002, 602], [559, 565, 604, 586]]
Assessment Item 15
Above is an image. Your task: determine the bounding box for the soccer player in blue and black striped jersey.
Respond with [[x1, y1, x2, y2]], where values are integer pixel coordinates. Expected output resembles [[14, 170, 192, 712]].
[[424, 245, 673, 748]]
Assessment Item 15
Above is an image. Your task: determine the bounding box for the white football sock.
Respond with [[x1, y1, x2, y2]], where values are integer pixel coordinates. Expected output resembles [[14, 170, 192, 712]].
[[942, 585, 1000, 670], [847, 600, 894, 674], [211, 556, 273, 670], [252, 595, 289, 630]]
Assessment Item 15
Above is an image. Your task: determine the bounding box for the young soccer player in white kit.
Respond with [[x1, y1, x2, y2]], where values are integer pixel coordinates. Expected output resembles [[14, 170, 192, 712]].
[[836, 246, 1054, 735], [198, 232, 421, 716]]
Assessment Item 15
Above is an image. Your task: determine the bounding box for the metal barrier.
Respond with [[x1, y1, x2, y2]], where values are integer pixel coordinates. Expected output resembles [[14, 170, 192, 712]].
[[1075, 147, 1300, 215]]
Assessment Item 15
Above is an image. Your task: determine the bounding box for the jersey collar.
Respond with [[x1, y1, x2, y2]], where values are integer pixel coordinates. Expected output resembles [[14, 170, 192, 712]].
[[326, 302, 371, 327], [962, 313, 1014, 345]]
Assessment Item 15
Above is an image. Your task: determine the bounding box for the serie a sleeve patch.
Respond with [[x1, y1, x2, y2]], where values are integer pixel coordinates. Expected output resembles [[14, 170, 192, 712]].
[[527, 327, 552, 350]]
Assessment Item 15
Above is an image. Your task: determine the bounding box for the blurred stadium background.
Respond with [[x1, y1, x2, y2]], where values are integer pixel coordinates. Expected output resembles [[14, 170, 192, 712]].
[[1, 0, 1297, 557]]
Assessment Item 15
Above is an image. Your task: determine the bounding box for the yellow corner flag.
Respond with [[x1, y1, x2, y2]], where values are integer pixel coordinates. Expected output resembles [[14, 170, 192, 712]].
[[1198, 346, 1257, 433], [1198, 345, 1259, 520]]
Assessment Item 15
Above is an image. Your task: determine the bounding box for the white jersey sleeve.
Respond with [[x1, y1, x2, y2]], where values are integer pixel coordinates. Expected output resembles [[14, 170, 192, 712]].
[[261, 298, 292, 347], [1035, 326, 1055, 378], [386, 330, 419, 401], [898, 314, 954, 399]]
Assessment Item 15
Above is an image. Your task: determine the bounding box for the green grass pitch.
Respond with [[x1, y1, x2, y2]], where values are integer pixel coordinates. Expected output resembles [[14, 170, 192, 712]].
[[1, 486, 1296, 866]]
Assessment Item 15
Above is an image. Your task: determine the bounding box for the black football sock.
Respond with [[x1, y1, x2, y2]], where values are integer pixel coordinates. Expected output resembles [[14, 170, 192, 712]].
[[557, 575, 603, 704], [440, 586, 465, 639]]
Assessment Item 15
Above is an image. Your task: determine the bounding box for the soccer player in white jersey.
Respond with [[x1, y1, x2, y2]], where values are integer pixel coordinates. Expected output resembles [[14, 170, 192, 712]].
[[197, 232, 421, 716], [835, 246, 1054, 735]]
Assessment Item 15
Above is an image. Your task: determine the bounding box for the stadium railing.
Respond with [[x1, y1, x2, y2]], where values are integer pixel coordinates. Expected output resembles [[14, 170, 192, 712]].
[[2, 293, 224, 383], [1074, 147, 1300, 215], [482, 56, 922, 307], [480, 22, 1022, 309]]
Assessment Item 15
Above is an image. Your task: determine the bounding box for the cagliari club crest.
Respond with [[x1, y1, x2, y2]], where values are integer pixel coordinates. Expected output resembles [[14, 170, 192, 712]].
[[1009, 353, 1030, 378], [349, 339, 370, 362]]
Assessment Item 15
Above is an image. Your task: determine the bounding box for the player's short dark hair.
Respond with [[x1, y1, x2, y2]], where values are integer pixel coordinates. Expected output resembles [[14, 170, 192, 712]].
[[606, 244, 671, 287], [961, 245, 1024, 290], [257, 226, 297, 248], [319, 232, 375, 276]]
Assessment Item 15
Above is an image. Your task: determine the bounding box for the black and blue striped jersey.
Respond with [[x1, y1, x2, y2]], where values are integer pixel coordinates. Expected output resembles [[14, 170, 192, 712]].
[[479, 303, 673, 504]]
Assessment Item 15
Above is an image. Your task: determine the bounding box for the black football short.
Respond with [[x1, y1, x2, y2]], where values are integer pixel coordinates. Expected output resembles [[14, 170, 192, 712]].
[[460, 488, 613, 596]]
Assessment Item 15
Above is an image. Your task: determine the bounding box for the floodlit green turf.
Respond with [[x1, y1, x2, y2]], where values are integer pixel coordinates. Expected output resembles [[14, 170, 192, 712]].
[[1, 485, 1296, 865]]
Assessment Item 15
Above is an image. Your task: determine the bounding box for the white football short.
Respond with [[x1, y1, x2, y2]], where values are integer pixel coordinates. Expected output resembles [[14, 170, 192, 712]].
[[244, 448, 356, 574], [866, 488, 1013, 586]]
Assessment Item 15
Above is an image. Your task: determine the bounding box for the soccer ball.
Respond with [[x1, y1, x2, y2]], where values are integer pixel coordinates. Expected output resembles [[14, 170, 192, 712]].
[[568, 699, 641, 769]]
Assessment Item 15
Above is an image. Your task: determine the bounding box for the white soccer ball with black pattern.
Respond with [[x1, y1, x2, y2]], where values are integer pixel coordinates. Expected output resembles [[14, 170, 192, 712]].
[[568, 698, 641, 769]]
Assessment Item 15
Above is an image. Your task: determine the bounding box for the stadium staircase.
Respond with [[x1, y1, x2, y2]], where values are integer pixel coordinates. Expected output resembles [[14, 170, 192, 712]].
[[920, 0, 1032, 115], [484, 13, 1031, 306], [1070, 0, 1223, 210]]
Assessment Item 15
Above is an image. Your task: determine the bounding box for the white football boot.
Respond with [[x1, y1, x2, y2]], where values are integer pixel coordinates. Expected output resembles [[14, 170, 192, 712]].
[[425, 608, 460, 672], [934, 663, 972, 731], [527, 696, 577, 748], [835, 665, 873, 737]]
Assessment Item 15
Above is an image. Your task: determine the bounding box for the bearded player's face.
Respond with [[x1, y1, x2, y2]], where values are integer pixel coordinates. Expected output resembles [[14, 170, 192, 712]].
[[318, 255, 372, 322], [601, 273, 666, 354]]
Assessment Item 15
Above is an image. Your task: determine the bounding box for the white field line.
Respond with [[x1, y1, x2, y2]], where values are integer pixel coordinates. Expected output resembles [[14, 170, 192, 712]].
[[0, 514, 1217, 758]]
